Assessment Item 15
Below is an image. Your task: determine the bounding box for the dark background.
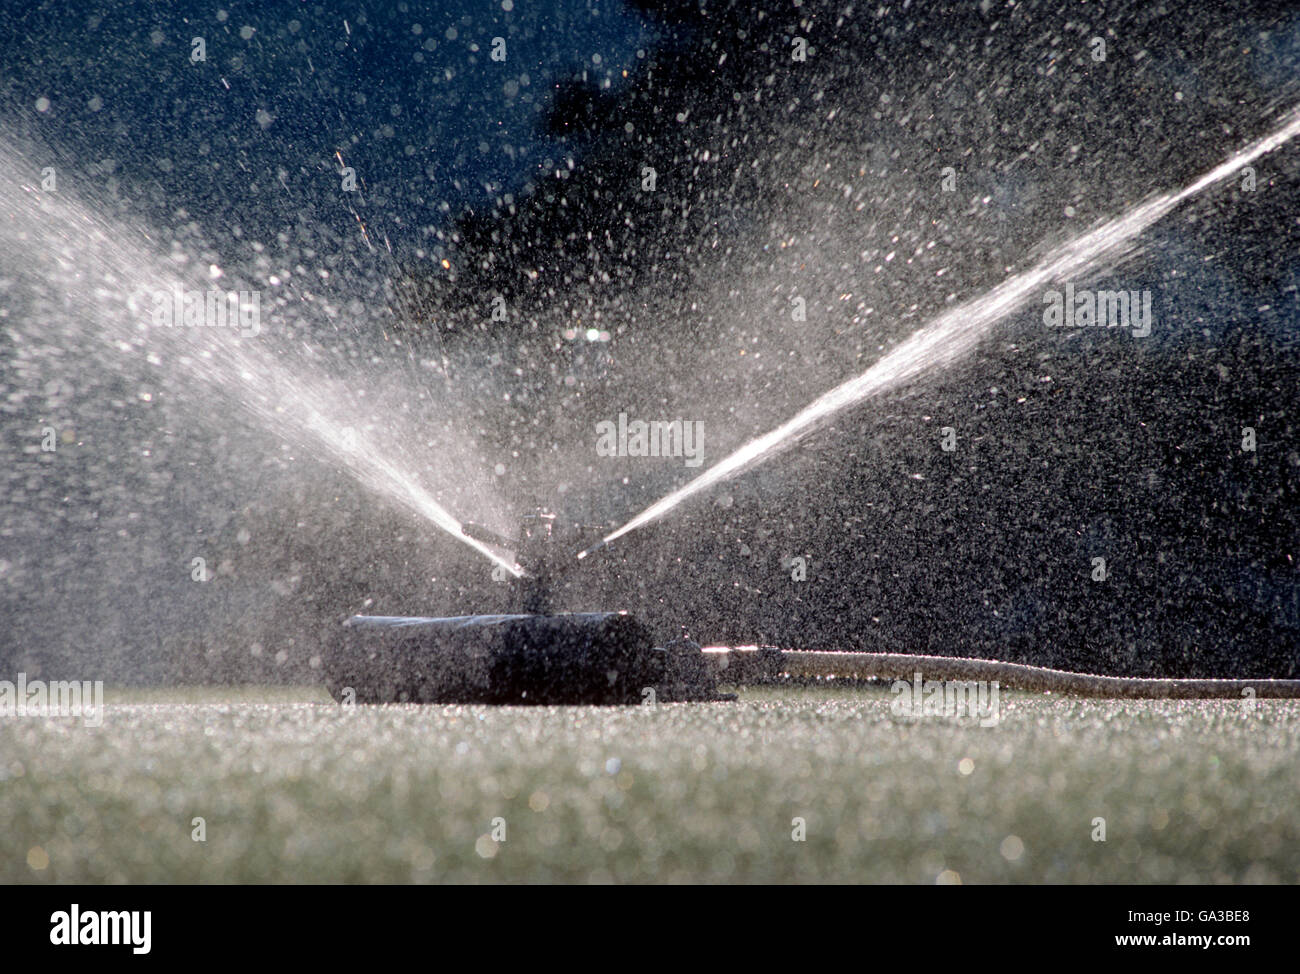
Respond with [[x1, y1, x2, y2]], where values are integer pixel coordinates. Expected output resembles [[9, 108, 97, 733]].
[[2, 0, 1298, 682]]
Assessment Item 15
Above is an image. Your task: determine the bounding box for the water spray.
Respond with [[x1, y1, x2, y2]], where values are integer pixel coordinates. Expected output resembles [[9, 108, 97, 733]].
[[586, 107, 1300, 555], [0, 140, 523, 581]]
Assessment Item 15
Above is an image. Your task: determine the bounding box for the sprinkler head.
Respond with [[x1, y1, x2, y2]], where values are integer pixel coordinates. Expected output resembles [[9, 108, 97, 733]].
[[516, 510, 557, 614], [326, 506, 737, 705], [325, 612, 735, 704], [464, 507, 605, 614]]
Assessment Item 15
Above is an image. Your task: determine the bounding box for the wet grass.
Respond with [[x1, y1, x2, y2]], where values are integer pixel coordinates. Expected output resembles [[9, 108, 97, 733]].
[[2, 686, 1297, 883]]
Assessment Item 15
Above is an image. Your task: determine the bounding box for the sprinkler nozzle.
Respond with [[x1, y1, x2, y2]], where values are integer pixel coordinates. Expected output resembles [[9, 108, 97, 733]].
[[576, 538, 609, 561], [461, 521, 515, 550]]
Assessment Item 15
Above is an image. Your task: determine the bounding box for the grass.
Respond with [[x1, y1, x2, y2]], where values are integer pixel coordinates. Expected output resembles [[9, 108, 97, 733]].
[[3, 685, 1297, 883]]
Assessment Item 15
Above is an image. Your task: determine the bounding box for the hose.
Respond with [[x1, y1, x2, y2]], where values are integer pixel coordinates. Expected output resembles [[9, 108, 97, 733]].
[[703, 647, 1300, 699]]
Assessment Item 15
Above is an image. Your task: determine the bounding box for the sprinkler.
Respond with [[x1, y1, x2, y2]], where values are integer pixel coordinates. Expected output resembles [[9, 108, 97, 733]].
[[324, 505, 1300, 705], [323, 508, 734, 704]]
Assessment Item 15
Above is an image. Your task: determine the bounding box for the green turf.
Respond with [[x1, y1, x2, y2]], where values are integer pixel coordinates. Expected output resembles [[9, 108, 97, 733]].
[[3, 686, 1297, 883]]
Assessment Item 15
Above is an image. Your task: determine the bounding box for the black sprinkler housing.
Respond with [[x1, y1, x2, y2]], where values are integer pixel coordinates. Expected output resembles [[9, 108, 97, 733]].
[[324, 612, 731, 704], [325, 509, 733, 704]]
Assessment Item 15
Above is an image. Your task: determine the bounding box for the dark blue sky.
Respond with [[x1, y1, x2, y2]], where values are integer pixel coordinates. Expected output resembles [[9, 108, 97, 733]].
[[0, 0, 655, 256]]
